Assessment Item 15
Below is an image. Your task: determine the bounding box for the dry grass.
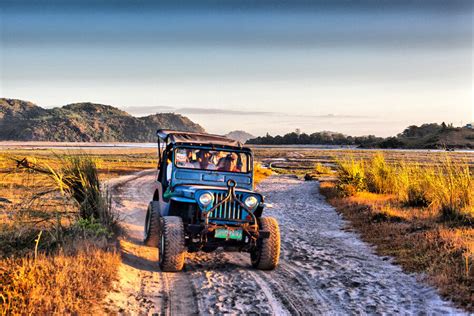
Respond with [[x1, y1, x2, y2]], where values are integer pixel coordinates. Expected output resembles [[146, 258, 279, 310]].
[[0, 244, 119, 314], [313, 162, 332, 175], [0, 151, 129, 314], [335, 153, 473, 222]]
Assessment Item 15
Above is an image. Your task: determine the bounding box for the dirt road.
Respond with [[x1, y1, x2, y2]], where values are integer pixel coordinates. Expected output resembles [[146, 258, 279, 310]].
[[104, 171, 461, 315]]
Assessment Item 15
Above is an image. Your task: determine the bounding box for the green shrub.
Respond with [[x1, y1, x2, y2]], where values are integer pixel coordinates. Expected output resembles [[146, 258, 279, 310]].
[[74, 218, 112, 239]]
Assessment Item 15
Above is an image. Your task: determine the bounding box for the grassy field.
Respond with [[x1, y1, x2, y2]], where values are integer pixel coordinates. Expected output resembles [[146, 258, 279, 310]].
[[0, 148, 158, 314], [251, 147, 473, 311], [0, 147, 271, 314]]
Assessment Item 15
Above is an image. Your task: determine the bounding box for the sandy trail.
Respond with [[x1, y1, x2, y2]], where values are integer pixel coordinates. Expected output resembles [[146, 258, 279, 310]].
[[103, 171, 462, 315]]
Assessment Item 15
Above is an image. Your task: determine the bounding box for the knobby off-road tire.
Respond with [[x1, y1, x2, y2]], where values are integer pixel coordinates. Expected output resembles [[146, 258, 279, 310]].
[[251, 217, 281, 270], [159, 216, 186, 272], [144, 202, 160, 247]]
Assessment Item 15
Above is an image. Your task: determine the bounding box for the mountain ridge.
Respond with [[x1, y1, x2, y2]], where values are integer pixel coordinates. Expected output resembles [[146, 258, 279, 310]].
[[0, 98, 205, 142], [224, 130, 255, 143]]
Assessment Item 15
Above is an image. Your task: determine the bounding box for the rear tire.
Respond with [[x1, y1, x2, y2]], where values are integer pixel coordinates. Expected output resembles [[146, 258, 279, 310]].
[[159, 216, 186, 272], [251, 217, 281, 270], [144, 202, 160, 247]]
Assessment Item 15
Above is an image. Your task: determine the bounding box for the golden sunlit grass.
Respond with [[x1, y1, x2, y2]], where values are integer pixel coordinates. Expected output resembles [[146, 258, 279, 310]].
[[320, 152, 473, 311], [0, 244, 119, 315], [0, 151, 133, 314], [335, 153, 473, 222], [253, 163, 273, 185]]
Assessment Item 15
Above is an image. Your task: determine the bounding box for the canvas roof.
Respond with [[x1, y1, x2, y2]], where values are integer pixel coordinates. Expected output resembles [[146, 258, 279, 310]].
[[157, 130, 243, 148]]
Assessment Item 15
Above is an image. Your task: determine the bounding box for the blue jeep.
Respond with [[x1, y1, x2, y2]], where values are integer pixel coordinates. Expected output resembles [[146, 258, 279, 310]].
[[144, 130, 280, 272]]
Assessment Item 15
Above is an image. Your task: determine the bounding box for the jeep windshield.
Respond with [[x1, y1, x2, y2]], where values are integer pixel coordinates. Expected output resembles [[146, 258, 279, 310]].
[[174, 147, 251, 173]]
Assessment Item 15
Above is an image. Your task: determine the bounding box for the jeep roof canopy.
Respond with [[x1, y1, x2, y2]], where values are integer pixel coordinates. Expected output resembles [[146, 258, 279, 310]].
[[157, 129, 243, 148]]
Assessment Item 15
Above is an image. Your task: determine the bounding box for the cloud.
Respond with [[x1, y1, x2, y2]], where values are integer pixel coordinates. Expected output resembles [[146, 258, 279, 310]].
[[123, 105, 273, 116], [122, 105, 175, 113], [177, 107, 273, 116], [123, 105, 372, 119]]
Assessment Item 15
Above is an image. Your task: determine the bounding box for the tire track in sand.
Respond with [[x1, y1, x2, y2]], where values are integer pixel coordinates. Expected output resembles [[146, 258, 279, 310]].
[[103, 171, 463, 315], [104, 170, 199, 315]]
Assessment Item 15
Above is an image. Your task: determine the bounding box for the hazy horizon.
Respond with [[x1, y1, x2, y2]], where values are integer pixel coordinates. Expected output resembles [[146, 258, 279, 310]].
[[1, 0, 472, 137]]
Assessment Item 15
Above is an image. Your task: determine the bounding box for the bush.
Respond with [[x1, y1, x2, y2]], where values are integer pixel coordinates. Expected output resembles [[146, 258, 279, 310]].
[[74, 218, 113, 239], [336, 157, 366, 196]]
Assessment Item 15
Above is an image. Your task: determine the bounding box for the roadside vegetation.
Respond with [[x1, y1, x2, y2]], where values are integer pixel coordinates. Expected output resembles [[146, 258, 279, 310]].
[[0, 149, 155, 314], [254, 163, 273, 184], [320, 152, 473, 311]]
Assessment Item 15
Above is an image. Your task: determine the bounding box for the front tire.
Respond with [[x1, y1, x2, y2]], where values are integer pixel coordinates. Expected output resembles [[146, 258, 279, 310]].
[[144, 202, 160, 247], [251, 217, 281, 270], [159, 216, 186, 272]]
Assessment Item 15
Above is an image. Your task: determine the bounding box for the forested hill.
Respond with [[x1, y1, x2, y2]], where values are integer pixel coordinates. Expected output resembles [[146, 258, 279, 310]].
[[0, 98, 205, 142], [246, 123, 474, 149]]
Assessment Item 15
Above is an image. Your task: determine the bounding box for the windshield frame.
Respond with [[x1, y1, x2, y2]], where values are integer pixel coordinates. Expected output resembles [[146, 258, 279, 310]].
[[173, 145, 253, 174]]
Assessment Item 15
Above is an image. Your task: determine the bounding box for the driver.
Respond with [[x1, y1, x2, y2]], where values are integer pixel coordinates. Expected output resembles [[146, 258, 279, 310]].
[[193, 150, 217, 170], [218, 153, 240, 172]]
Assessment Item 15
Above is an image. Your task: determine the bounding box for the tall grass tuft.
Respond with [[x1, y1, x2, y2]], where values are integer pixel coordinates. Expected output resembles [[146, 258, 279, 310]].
[[335, 157, 366, 196], [365, 152, 396, 194], [395, 162, 434, 207], [429, 157, 473, 221], [15, 155, 117, 229]]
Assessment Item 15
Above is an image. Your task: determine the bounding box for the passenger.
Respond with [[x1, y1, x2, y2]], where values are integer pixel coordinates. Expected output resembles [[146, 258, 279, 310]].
[[215, 151, 227, 169], [211, 151, 224, 165], [175, 149, 195, 168], [193, 150, 217, 170], [218, 153, 240, 172], [166, 159, 173, 181], [186, 149, 196, 164]]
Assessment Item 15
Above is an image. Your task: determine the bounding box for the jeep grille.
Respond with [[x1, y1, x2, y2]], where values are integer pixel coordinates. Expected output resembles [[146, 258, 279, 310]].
[[209, 192, 246, 221]]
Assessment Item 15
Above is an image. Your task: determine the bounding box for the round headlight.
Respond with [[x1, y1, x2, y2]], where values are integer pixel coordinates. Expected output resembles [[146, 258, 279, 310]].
[[244, 196, 259, 209], [199, 192, 214, 206]]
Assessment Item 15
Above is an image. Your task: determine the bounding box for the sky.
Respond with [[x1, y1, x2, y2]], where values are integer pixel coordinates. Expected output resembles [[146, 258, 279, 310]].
[[0, 0, 472, 137]]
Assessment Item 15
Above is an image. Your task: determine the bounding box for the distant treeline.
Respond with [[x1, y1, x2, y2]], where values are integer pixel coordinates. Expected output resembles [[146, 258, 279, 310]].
[[247, 131, 385, 147], [246, 123, 474, 149]]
